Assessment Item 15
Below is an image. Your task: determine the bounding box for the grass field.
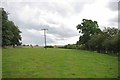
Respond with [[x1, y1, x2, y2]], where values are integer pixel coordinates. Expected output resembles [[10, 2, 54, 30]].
[[2, 48, 118, 78]]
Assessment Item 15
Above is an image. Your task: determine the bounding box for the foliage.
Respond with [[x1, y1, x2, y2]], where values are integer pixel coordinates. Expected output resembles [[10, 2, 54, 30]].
[[64, 44, 76, 49], [76, 19, 101, 49], [103, 30, 120, 54], [76, 19, 119, 55], [45, 45, 54, 48], [85, 27, 119, 54], [88, 32, 107, 53], [103, 27, 119, 38], [2, 8, 21, 47]]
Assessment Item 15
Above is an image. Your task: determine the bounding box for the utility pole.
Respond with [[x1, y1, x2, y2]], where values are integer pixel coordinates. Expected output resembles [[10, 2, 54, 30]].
[[41, 29, 48, 49]]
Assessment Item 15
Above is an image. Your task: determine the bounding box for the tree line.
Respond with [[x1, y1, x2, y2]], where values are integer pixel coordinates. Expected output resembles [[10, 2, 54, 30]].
[[64, 19, 120, 55], [2, 8, 21, 47]]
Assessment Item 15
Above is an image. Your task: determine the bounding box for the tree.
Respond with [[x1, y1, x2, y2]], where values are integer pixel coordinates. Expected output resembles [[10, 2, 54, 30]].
[[2, 8, 12, 46], [103, 27, 118, 38], [76, 19, 101, 49], [2, 8, 21, 47], [9, 21, 22, 47], [88, 32, 107, 53], [88, 27, 120, 54], [103, 28, 120, 54]]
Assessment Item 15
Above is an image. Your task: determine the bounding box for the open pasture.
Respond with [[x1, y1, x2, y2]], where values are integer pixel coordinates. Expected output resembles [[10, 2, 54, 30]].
[[2, 48, 118, 78]]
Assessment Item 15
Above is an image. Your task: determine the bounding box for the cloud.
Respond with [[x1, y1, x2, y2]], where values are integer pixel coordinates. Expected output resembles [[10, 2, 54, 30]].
[[1, 0, 118, 45], [107, 2, 118, 11], [119, 1, 120, 10], [2, 1, 80, 37], [21, 29, 57, 45], [20, 23, 79, 38]]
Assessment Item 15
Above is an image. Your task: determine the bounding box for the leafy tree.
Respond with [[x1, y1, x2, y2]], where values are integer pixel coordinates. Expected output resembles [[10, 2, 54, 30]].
[[0, 8, 2, 46], [103, 28, 120, 54], [88, 32, 107, 53], [9, 21, 22, 47], [2, 8, 12, 46], [88, 27, 120, 54], [76, 19, 101, 49], [103, 27, 119, 38], [76, 19, 119, 54], [2, 8, 21, 47]]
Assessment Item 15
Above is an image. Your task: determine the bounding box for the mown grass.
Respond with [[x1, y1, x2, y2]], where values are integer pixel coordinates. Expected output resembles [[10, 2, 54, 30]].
[[2, 48, 118, 78]]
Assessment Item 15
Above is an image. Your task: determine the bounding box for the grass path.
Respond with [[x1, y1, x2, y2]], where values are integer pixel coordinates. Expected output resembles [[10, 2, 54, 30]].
[[2, 48, 118, 78]]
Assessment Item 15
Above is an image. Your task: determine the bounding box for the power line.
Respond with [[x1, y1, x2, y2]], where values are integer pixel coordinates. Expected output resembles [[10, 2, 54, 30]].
[[41, 29, 48, 49]]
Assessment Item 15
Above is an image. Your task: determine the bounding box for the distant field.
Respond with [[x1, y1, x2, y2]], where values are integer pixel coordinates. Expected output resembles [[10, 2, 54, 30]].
[[2, 48, 118, 78]]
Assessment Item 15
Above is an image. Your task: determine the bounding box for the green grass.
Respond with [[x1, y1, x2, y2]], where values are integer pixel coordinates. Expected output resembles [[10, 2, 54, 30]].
[[2, 48, 118, 78]]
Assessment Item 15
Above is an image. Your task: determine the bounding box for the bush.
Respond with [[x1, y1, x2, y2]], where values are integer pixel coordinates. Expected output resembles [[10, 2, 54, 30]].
[[45, 46, 54, 48]]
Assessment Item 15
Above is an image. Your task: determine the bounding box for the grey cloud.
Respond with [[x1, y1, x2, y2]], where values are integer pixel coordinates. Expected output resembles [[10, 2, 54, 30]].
[[21, 29, 44, 45], [118, 1, 120, 11], [109, 16, 118, 23], [7, 1, 87, 17], [107, 2, 120, 28], [71, 2, 84, 13], [21, 29, 56, 45], [3, 9, 79, 39], [71, 0, 95, 13], [20, 22, 79, 38], [8, 10, 79, 39], [108, 15, 118, 28], [117, 12, 120, 23], [12, 16, 79, 39], [107, 2, 119, 11], [109, 10, 120, 23], [1, 0, 87, 45], [47, 26, 79, 38], [13, 2, 72, 17]]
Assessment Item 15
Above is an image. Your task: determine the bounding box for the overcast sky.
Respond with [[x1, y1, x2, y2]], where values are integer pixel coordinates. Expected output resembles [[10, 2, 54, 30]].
[[1, 0, 119, 46]]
